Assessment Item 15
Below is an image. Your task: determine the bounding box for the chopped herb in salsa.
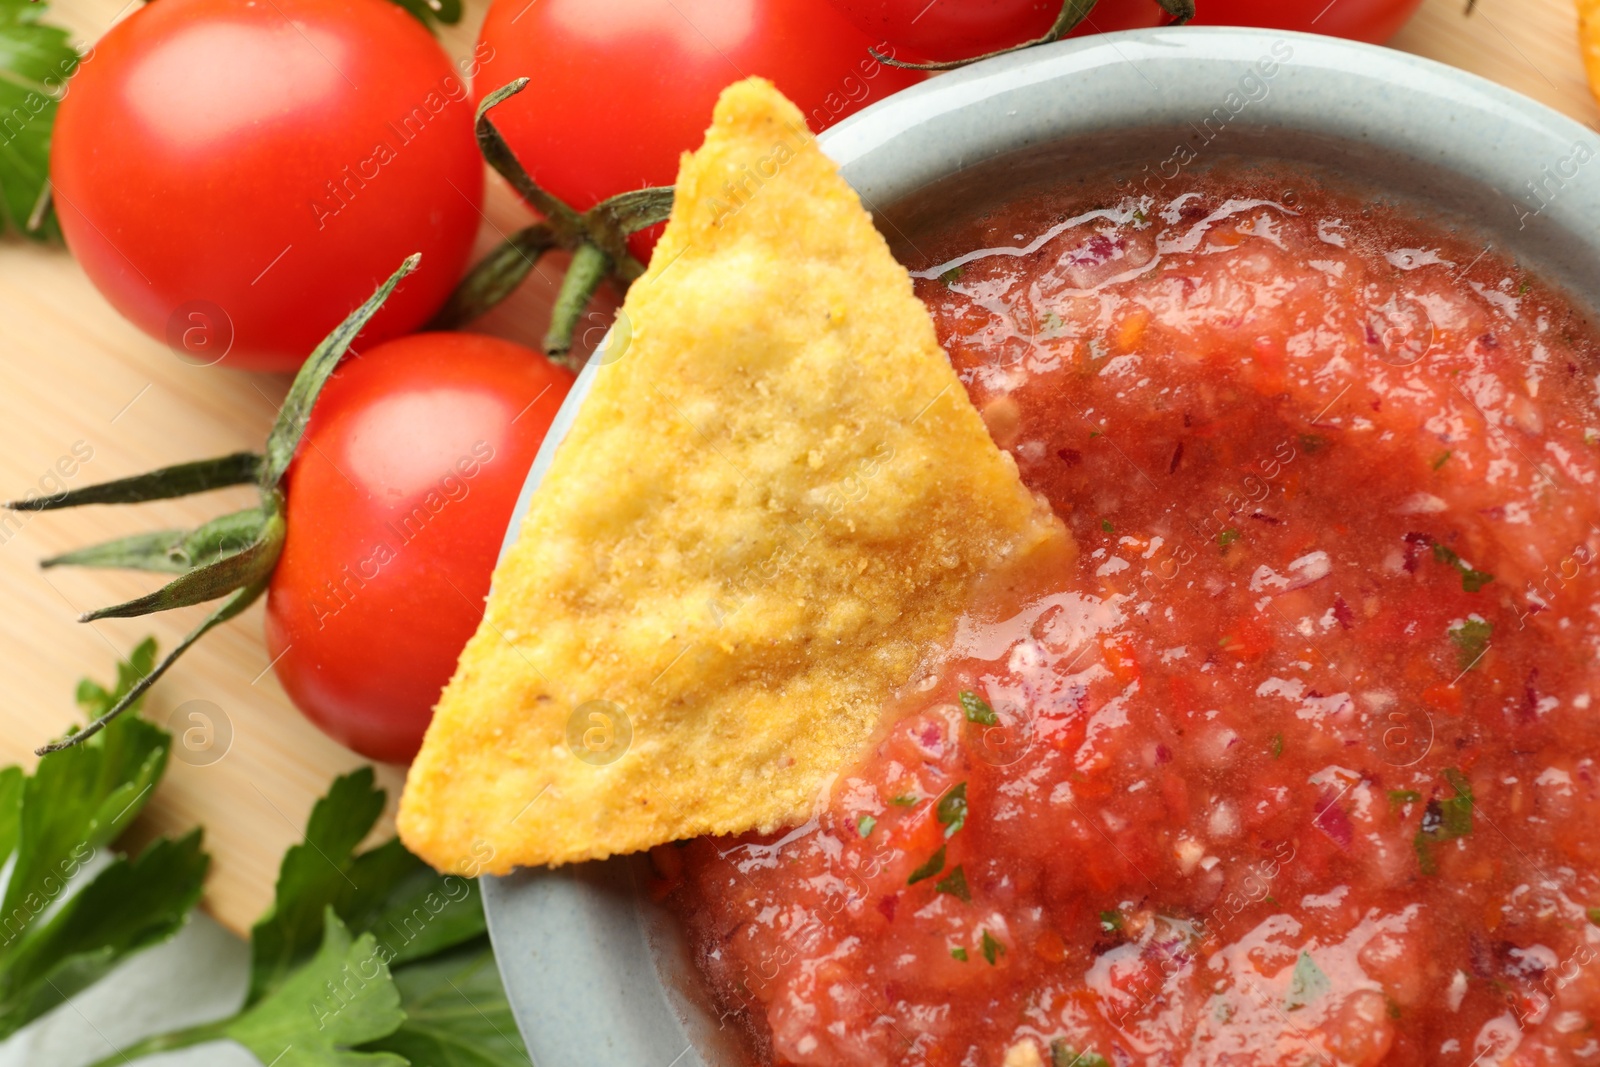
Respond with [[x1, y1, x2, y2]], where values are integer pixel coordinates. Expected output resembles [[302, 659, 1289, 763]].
[[934, 865, 971, 902], [1218, 527, 1241, 548], [1051, 1041, 1110, 1067], [1388, 789, 1422, 809], [1098, 909, 1123, 933], [1285, 951, 1330, 1011], [980, 929, 1005, 965], [958, 691, 998, 726], [1448, 617, 1492, 670], [1414, 767, 1474, 876], [1100, 518, 1114, 533], [1432, 450, 1452, 470], [907, 846, 946, 885], [889, 794, 919, 807], [1269, 732, 1284, 759], [937, 782, 969, 837], [939, 265, 965, 285], [1433, 543, 1495, 592], [949, 946, 968, 962], [856, 814, 876, 838]]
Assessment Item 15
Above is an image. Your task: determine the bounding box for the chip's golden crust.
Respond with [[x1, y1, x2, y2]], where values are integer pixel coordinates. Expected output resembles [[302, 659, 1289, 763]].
[[1582, 0, 1600, 108], [398, 78, 1066, 874]]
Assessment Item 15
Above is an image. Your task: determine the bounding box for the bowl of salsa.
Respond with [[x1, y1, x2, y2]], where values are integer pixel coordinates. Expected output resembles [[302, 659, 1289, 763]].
[[482, 26, 1600, 1067]]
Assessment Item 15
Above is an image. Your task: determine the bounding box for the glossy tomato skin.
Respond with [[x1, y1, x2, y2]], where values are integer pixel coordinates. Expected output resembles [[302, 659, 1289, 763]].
[[825, 0, 1164, 63], [1187, 0, 1424, 43], [52, 0, 483, 372], [264, 333, 572, 763], [474, 0, 923, 258]]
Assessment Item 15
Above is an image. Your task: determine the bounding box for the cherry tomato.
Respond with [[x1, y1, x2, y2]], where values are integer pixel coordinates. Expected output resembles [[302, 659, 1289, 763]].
[[1187, 0, 1424, 43], [52, 0, 484, 372], [474, 0, 924, 259], [264, 333, 572, 763], [825, 0, 1165, 64]]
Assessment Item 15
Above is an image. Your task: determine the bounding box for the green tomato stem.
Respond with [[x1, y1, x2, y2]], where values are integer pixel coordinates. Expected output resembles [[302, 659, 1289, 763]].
[[543, 241, 612, 364]]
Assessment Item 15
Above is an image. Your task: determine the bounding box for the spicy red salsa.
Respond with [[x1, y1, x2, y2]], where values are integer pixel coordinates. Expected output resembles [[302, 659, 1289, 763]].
[[659, 161, 1600, 1066]]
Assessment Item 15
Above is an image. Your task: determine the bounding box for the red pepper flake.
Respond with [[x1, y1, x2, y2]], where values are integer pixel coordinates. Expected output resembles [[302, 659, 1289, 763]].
[[1332, 595, 1355, 630]]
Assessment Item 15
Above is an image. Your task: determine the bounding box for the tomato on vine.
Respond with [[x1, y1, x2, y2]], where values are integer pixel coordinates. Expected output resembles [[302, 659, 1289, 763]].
[[263, 332, 572, 762], [472, 0, 924, 260], [51, 0, 484, 371]]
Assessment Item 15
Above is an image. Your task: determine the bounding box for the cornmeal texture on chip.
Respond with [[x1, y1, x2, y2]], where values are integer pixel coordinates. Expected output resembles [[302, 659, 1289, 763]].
[[1582, 0, 1600, 108], [398, 77, 1065, 874]]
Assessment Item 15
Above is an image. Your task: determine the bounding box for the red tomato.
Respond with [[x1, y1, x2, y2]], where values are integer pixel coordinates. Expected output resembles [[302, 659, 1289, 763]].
[[474, 0, 924, 259], [1188, 0, 1424, 43], [51, 0, 484, 372], [825, 0, 1165, 63], [264, 333, 572, 762]]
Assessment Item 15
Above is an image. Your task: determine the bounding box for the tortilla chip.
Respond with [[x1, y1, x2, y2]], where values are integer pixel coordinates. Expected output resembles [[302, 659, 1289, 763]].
[[398, 77, 1066, 874], [1582, 0, 1600, 108]]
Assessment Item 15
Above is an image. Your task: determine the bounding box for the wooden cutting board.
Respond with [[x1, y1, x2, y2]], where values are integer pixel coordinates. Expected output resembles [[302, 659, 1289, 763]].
[[2, 0, 1592, 938]]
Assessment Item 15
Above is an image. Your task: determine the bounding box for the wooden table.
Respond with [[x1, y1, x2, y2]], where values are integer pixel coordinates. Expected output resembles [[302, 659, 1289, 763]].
[[2, 0, 1592, 938]]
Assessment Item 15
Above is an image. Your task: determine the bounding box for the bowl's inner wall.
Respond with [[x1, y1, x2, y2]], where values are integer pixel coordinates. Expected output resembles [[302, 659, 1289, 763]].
[[876, 123, 1600, 315]]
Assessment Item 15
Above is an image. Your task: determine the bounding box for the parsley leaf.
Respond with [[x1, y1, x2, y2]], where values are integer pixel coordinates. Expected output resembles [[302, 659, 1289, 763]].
[[225, 909, 407, 1067], [958, 690, 998, 726], [857, 814, 876, 838], [0, 0, 80, 240], [247, 767, 486, 1005], [0, 639, 208, 1040], [1218, 528, 1241, 547], [1099, 909, 1124, 933], [950, 946, 968, 961], [934, 865, 971, 902], [1448, 617, 1492, 671], [889, 794, 919, 807], [936, 782, 968, 838], [359, 939, 529, 1066]]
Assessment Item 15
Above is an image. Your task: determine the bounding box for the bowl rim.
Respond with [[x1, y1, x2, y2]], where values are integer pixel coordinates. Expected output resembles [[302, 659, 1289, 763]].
[[481, 26, 1600, 1066]]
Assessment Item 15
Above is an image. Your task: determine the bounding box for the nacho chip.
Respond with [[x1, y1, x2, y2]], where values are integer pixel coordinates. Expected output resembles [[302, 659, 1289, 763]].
[[398, 77, 1066, 874], [1582, 0, 1600, 108]]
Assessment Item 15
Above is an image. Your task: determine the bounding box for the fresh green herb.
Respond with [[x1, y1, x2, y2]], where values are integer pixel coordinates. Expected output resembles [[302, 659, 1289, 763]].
[[1298, 433, 1326, 454], [857, 815, 877, 838], [1432, 450, 1453, 470], [1218, 635, 1233, 649], [958, 691, 999, 726], [980, 929, 1006, 966], [934, 865, 971, 902], [1263, 895, 1278, 906], [939, 265, 965, 285], [936, 782, 969, 838], [1448, 617, 1493, 671], [1218, 528, 1241, 548], [1388, 789, 1422, 809], [361, 940, 530, 1066], [1588, 907, 1600, 926], [1051, 1041, 1111, 1067], [386, 0, 464, 30], [1413, 768, 1474, 877], [908, 846, 947, 885], [1099, 909, 1124, 934], [889, 794, 919, 807], [1517, 279, 1533, 296], [1269, 733, 1284, 760], [0, 639, 209, 1041], [1131, 208, 1148, 225], [950, 946, 969, 962], [1284, 951, 1330, 1011], [1385, 995, 1402, 1020], [0, 0, 81, 240], [1100, 518, 1114, 533], [1089, 431, 1102, 439], [1433, 544, 1495, 593], [1586, 429, 1600, 447]]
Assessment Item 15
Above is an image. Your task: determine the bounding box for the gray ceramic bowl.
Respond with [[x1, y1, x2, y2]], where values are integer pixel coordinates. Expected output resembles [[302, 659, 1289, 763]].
[[482, 26, 1600, 1065]]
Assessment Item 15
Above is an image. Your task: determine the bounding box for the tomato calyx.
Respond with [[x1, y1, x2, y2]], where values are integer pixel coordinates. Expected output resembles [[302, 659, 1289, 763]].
[[873, 0, 1194, 71], [9, 256, 421, 755], [429, 78, 673, 366]]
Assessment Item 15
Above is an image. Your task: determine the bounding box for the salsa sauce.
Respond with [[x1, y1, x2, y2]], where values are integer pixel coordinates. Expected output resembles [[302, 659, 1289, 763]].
[[660, 161, 1600, 1066]]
